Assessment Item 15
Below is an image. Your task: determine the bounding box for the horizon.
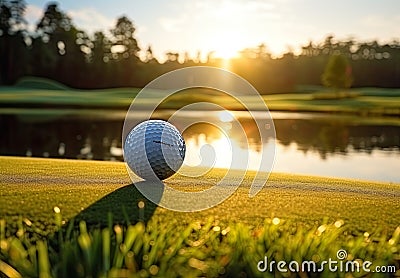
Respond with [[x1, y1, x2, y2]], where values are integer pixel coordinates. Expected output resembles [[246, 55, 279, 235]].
[[24, 0, 400, 61]]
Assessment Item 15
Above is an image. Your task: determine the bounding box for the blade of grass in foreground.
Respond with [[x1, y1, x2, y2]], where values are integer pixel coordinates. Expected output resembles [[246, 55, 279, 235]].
[[2, 214, 398, 277]]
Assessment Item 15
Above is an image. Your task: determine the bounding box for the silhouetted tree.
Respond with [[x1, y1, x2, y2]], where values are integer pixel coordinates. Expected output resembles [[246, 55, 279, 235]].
[[144, 45, 154, 63], [91, 31, 111, 63], [0, 2, 12, 33], [165, 52, 179, 62], [86, 31, 112, 87], [1, 4, 400, 90], [32, 3, 88, 86], [0, 0, 27, 84], [108, 16, 141, 86], [110, 16, 139, 61]]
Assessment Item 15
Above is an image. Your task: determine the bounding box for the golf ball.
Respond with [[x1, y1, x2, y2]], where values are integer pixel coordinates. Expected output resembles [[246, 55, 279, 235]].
[[124, 120, 186, 180]]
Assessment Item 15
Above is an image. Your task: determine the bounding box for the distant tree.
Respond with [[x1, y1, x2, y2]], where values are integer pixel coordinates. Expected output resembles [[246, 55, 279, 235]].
[[1, 1, 400, 90], [206, 51, 214, 63], [107, 16, 141, 86], [110, 16, 140, 61], [0, 2, 12, 35], [36, 3, 74, 41], [33, 3, 88, 86], [91, 31, 111, 63], [165, 51, 179, 62], [321, 35, 338, 55], [239, 47, 258, 59], [256, 43, 270, 60], [0, 3, 13, 83], [321, 54, 353, 90], [195, 50, 202, 63], [183, 51, 191, 63], [301, 40, 319, 57], [8, 0, 26, 32], [0, 0, 27, 84], [0, 0, 26, 35], [86, 31, 112, 87], [144, 45, 155, 62]]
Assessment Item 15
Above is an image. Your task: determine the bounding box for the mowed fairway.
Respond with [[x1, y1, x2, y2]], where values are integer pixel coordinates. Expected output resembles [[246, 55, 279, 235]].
[[1, 156, 400, 277], [1, 156, 399, 235], [1, 78, 400, 116]]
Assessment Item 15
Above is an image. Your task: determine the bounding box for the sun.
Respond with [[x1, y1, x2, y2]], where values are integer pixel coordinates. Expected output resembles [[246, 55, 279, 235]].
[[214, 44, 239, 60], [211, 33, 240, 60], [214, 43, 239, 60]]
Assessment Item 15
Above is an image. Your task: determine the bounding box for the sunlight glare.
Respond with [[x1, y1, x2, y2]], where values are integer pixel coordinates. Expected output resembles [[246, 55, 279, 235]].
[[218, 111, 235, 122], [183, 133, 262, 171], [213, 41, 239, 60], [211, 31, 240, 60], [214, 45, 239, 60]]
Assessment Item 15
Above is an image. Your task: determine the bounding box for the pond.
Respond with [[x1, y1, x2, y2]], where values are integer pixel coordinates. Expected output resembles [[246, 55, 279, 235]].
[[1, 109, 399, 183]]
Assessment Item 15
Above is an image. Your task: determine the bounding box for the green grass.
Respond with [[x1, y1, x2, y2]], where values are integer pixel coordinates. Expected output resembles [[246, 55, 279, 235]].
[[0, 156, 399, 277], [1, 214, 398, 277], [16, 77, 72, 90], [1, 156, 399, 235], [263, 92, 400, 116], [0, 85, 141, 108], [0, 77, 399, 116]]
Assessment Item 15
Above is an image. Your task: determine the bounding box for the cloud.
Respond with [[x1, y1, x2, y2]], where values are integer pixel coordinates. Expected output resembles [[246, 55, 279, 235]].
[[158, 15, 188, 33], [67, 8, 115, 34], [243, 0, 276, 13], [153, 0, 292, 58], [25, 4, 44, 31], [361, 14, 399, 28], [157, 0, 288, 36], [26, 4, 43, 20], [24, 5, 115, 35], [335, 13, 400, 44]]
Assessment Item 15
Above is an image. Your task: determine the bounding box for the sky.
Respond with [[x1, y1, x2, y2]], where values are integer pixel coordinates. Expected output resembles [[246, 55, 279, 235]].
[[24, 0, 400, 61]]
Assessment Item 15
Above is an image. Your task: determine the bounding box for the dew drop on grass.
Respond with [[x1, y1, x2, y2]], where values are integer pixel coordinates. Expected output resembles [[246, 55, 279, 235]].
[[0, 240, 8, 250], [53, 207, 60, 214], [192, 240, 202, 247], [334, 220, 344, 228], [119, 243, 127, 253], [149, 265, 159, 275], [126, 251, 134, 258], [213, 226, 221, 232], [317, 225, 327, 234], [189, 258, 208, 271], [125, 251, 135, 271], [114, 225, 122, 234], [221, 227, 230, 236], [272, 218, 280, 225], [23, 218, 32, 226], [138, 201, 145, 209], [16, 229, 24, 238]]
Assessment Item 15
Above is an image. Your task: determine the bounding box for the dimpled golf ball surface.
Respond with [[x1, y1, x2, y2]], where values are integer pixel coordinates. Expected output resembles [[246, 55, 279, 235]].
[[124, 120, 186, 180]]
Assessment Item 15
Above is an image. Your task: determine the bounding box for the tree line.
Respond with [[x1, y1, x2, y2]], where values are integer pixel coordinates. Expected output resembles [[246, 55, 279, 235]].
[[1, 1, 399, 92]]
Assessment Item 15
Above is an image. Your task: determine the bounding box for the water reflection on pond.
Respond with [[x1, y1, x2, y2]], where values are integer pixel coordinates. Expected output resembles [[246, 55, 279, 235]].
[[1, 109, 399, 183]]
